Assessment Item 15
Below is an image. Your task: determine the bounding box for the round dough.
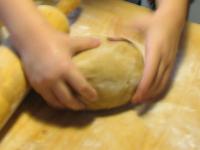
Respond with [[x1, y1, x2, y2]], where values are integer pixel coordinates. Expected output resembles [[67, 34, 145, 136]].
[[38, 5, 69, 32], [56, 0, 81, 14], [73, 40, 144, 110], [35, 0, 81, 14]]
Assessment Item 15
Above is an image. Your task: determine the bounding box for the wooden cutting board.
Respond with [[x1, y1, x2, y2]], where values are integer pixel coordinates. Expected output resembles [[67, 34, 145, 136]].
[[1, 0, 200, 149]]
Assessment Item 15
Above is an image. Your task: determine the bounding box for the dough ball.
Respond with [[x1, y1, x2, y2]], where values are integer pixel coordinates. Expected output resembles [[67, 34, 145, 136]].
[[34, 0, 57, 5], [35, 0, 81, 14], [56, 0, 81, 14], [73, 40, 144, 110], [38, 5, 69, 32]]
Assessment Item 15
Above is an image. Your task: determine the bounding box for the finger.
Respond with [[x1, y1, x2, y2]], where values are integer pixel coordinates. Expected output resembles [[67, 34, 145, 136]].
[[63, 64, 98, 102], [147, 51, 176, 101], [69, 36, 100, 55], [132, 39, 161, 103], [52, 81, 85, 111], [40, 88, 65, 109], [146, 61, 169, 100], [153, 64, 173, 98]]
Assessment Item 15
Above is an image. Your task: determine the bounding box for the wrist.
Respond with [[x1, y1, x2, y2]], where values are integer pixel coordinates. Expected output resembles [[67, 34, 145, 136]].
[[154, 8, 186, 29], [10, 21, 52, 44], [10, 23, 55, 58], [155, 0, 188, 27], [0, 0, 54, 50]]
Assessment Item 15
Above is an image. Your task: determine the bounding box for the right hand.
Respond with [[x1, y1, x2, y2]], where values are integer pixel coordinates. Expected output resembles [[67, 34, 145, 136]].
[[11, 29, 100, 110]]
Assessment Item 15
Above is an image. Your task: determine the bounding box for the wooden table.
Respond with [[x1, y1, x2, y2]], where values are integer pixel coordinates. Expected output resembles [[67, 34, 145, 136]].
[[1, 0, 200, 149]]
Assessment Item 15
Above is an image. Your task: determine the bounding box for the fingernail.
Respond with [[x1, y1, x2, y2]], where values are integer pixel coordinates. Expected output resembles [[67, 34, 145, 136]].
[[131, 94, 142, 104], [131, 99, 139, 104], [90, 37, 100, 44], [87, 89, 98, 102], [92, 39, 101, 46], [133, 99, 143, 105]]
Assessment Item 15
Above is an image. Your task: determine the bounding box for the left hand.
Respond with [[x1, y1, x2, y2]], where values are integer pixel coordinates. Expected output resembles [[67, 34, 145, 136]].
[[110, 11, 185, 104], [130, 12, 184, 103]]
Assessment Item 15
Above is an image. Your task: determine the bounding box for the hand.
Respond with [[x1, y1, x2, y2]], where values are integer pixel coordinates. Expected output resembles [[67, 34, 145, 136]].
[[11, 29, 100, 110], [111, 12, 184, 103], [130, 12, 184, 103]]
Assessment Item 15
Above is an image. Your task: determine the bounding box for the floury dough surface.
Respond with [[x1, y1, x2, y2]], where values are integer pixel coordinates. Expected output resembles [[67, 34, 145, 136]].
[[73, 40, 144, 110]]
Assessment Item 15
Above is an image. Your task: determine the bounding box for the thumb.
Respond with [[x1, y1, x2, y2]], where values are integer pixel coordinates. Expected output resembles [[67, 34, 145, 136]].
[[69, 36, 100, 55]]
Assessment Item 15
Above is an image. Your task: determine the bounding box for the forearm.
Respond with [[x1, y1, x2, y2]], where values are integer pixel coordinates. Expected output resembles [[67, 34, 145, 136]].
[[0, 0, 51, 52], [155, 0, 188, 27]]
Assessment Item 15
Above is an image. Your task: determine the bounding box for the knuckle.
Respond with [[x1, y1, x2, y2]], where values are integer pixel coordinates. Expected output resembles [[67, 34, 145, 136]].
[[65, 62, 74, 71], [30, 71, 55, 84], [40, 75, 56, 85]]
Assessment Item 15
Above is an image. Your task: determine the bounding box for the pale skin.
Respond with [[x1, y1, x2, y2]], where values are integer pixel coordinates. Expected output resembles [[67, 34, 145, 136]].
[[0, 0, 101, 110], [0, 0, 188, 110], [131, 0, 188, 103]]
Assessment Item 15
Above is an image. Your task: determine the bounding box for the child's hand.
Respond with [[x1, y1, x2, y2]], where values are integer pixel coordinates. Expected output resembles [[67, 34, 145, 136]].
[[109, 10, 185, 103], [130, 12, 184, 103], [0, 0, 100, 110], [108, 0, 187, 104], [11, 29, 100, 110]]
